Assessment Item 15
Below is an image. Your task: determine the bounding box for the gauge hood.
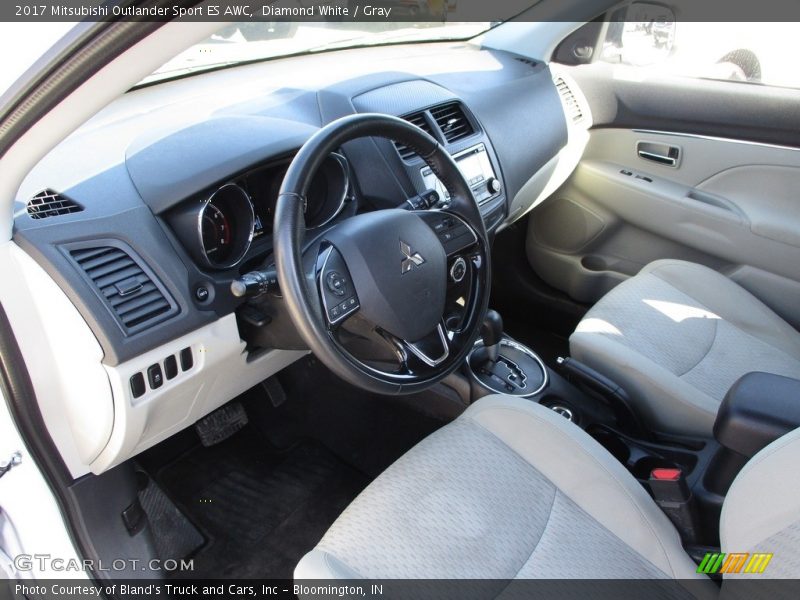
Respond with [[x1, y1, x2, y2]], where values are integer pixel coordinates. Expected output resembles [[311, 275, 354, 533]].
[[125, 115, 318, 214]]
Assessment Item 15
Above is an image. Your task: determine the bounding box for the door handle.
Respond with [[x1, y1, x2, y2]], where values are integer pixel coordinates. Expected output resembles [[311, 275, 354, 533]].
[[637, 141, 680, 167]]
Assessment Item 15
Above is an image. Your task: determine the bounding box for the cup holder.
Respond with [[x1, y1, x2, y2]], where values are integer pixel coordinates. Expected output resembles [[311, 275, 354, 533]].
[[588, 426, 631, 464], [581, 255, 608, 272], [588, 424, 699, 479], [539, 396, 580, 424]]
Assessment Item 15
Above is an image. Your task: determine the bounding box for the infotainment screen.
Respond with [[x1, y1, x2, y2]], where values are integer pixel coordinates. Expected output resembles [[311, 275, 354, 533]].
[[420, 143, 500, 206]]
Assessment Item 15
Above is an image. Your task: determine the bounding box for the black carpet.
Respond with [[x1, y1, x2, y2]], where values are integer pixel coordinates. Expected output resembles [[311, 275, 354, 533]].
[[141, 354, 453, 580], [246, 356, 450, 478], [153, 427, 368, 580]]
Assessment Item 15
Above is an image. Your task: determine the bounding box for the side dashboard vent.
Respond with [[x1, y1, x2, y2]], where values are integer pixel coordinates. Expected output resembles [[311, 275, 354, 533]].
[[394, 111, 434, 161], [27, 189, 83, 219], [554, 77, 584, 124], [515, 57, 539, 69], [431, 102, 475, 144], [69, 245, 177, 334]]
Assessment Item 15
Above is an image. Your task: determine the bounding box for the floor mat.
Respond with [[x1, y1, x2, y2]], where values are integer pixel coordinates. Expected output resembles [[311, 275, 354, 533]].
[[246, 356, 448, 479], [139, 476, 204, 563], [154, 427, 368, 579]]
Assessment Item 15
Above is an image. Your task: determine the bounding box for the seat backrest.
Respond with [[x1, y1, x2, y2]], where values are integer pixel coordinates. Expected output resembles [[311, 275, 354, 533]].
[[720, 427, 800, 577]]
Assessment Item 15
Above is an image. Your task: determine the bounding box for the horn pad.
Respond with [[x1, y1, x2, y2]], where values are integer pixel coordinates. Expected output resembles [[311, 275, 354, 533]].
[[324, 209, 446, 342]]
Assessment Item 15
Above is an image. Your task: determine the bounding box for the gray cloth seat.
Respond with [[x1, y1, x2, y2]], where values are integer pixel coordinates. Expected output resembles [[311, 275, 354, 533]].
[[295, 395, 800, 582], [570, 259, 800, 437], [296, 395, 706, 581]]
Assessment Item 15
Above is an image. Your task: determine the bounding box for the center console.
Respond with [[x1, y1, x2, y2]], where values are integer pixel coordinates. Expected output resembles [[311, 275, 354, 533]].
[[462, 308, 774, 553], [463, 309, 615, 428]]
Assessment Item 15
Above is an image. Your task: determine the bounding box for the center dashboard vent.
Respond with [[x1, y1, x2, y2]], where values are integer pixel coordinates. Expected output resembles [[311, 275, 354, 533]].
[[394, 111, 434, 161], [26, 189, 83, 219], [394, 102, 477, 161], [431, 102, 475, 144], [554, 76, 584, 124], [69, 245, 177, 334]]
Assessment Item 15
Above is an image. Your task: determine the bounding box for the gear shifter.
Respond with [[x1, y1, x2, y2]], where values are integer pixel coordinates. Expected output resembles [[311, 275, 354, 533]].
[[479, 309, 504, 367], [469, 309, 546, 397]]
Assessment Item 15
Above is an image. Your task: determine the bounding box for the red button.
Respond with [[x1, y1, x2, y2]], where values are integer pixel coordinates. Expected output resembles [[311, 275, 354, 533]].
[[651, 468, 682, 481]]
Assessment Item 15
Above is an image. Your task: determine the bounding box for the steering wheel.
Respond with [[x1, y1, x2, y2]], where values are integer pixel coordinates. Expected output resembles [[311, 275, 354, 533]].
[[274, 113, 491, 394]]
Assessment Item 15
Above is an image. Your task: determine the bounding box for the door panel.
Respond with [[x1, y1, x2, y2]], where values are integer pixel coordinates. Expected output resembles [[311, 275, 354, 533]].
[[569, 63, 800, 149], [527, 124, 800, 329]]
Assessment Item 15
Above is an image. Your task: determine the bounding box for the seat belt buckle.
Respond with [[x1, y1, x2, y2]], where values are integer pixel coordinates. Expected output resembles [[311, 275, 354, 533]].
[[648, 467, 698, 544], [649, 468, 689, 503]]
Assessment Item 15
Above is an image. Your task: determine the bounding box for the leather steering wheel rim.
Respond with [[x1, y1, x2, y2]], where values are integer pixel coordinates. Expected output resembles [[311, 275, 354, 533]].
[[274, 113, 491, 394]]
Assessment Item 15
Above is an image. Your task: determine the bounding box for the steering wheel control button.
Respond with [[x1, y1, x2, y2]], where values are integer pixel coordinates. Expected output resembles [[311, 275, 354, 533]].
[[320, 247, 360, 325], [129, 372, 146, 399], [325, 271, 347, 296], [329, 295, 360, 323], [147, 364, 164, 389], [450, 257, 467, 283], [339, 297, 358, 312], [419, 212, 478, 256]]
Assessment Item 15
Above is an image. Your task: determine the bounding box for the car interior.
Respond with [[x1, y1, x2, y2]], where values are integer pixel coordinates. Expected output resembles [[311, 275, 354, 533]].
[[2, 0, 800, 588]]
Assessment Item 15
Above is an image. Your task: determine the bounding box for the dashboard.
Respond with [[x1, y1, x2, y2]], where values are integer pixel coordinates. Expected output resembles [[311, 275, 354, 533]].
[[10, 40, 587, 474]]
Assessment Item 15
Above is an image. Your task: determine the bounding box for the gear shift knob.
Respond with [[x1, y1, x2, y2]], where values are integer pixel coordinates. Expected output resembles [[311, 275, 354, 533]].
[[480, 309, 504, 365]]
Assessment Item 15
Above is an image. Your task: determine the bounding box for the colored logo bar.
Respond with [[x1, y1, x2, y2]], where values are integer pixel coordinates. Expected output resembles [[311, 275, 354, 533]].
[[697, 552, 773, 574]]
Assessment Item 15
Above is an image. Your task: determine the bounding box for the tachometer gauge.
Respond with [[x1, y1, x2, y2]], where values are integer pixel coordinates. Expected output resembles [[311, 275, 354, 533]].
[[201, 202, 232, 260], [169, 183, 255, 270]]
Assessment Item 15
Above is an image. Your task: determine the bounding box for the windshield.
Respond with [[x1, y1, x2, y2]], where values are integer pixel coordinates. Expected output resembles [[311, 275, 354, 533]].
[[142, 21, 494, 85]]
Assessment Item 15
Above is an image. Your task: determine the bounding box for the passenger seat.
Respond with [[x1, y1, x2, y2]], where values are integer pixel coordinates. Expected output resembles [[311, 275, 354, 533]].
[[570, 260, 800, 437]]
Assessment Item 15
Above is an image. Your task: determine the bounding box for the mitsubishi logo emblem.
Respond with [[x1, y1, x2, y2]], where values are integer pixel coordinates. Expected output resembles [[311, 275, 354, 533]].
[[400, 240, 425, 274]]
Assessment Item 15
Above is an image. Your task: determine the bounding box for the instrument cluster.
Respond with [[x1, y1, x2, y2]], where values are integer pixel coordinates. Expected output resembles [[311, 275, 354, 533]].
[[168, 153, 350, 270]]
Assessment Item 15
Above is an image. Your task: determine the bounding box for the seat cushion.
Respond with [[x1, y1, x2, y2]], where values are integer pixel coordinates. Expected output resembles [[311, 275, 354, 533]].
[[570, 260, 800, 436], [295, 395, 706, 581], [721, 426, 800, 578]]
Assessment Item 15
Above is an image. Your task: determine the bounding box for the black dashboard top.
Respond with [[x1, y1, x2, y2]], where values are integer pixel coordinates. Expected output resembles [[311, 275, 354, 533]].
[[13, 42, 567, 366], [126, 115, 319, 214]]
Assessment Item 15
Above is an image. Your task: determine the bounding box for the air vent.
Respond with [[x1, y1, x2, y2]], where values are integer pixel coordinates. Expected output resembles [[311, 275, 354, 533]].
[[515, 57, 539, 69], [431, 103, 475, 144], [70, 246, 176, 333], [554, 77, 584, 124], [27, 189, 83, 219], [394, 112, 434, 161]]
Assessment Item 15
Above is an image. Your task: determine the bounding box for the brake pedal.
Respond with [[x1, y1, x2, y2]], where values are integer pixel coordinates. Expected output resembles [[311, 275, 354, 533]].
[[195, 402, 248, 446], [261, 375, 287, 408]]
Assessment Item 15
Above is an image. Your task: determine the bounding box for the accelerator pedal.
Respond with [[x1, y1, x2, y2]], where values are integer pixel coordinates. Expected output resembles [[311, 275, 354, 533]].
[[195, 402, 248, 447]]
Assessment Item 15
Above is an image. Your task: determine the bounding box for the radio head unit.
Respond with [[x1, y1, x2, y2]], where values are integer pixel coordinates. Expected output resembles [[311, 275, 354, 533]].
[[421, 143, 502, 207]]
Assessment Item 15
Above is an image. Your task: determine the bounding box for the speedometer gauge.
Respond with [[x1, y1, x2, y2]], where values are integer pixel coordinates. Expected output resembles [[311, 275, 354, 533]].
[[169, 183, 255, 270]]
